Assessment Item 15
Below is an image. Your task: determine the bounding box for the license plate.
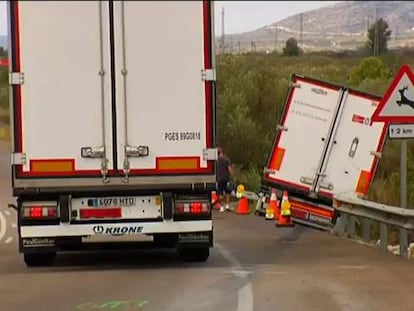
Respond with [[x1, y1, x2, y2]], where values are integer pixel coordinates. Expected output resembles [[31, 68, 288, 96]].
[[88, 197, 137, 207]]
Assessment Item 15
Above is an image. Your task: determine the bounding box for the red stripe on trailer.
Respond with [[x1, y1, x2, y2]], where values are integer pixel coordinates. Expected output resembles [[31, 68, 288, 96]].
[[290, 200, 334, 219], [202, 0, 214, 174], [80, 208, 122, 219]]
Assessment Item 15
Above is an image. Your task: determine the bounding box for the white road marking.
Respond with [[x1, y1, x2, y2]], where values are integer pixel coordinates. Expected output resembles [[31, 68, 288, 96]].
[[230, 269, 253, 277], [216, 243, 254, 311], [4, 210, 10, 216], [263, 271, 289, 275], [338, 265, 367, 270], [0, 211, 6, 241], [238, 284, 254, 311], [12, 223, 16, 228], [5, 237, 13, 243]]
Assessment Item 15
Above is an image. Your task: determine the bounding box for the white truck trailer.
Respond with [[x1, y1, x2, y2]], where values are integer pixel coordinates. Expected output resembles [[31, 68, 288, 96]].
[[7, 1, 217, 266], [263, 74, 388, 229]]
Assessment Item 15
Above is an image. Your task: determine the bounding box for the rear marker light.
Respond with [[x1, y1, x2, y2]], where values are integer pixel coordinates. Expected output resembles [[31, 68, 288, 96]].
[[175, 201, 210, 215], [23, 206, 57, 219], [31, 206, 42, 218], [48, 208, 57, 217]]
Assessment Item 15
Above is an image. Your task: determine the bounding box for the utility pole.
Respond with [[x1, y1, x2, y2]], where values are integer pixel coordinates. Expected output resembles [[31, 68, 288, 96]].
[[251, 40, 256, 53], [274, 27, 278, 51], [221, 7, 225, 54], [299, 13, 303, 48], [374, 8, 379, 56], [238, 41, 241, 54]]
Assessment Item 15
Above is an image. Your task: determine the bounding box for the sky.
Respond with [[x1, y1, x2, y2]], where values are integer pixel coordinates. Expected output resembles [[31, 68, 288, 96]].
[[214, 1, 341, 34], [0, 1, 340, 36], [0, 1, 5, 36]]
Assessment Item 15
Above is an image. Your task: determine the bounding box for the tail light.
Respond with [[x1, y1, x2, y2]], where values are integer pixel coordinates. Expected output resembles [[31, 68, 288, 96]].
[[175, 200, 210, 215], [22, 205, 58, 219]]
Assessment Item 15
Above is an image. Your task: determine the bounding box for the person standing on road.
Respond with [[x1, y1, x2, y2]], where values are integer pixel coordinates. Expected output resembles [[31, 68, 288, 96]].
[[217, 147, 233, 213]]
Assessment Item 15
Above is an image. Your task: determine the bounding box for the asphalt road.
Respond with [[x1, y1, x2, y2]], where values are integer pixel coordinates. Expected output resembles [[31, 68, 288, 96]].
[[0, 142, 414, 311]]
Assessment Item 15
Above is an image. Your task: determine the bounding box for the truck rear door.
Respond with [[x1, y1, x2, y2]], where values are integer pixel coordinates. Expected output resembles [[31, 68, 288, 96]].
[[9, 1, 114, 180], [316, 89, 387, 198], [112, 1, 215, 179], [263, 74, 388, 228], [9, 1, 215, 189], [264, 75, 345, 195]]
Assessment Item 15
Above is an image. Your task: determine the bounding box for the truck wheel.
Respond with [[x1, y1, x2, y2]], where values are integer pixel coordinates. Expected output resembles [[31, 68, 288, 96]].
[[178, 247, 209, 262], [24, 253, 56, 267]]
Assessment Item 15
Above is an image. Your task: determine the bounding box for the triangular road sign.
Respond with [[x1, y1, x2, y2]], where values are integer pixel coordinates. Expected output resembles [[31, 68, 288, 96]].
[[372, 65, 414, 123]]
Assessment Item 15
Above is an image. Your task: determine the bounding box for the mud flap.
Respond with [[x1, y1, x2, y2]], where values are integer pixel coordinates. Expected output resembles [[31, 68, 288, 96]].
[[20, 237, 57, 253], [177, 231, 213, 248]]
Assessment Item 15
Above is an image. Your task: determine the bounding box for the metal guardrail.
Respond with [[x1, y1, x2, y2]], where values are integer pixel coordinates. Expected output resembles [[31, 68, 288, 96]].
[[230, 190, 259, 201], [332, 193, 414, 259]]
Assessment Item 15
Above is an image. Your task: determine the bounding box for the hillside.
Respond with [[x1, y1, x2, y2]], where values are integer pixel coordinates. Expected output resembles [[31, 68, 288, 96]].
[[217, 1, 414, 53]]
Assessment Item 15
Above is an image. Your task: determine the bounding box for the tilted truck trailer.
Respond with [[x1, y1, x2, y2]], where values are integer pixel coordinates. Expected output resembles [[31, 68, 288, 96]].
[[262, 74, 388, 230], [7, 1, 217, 266]]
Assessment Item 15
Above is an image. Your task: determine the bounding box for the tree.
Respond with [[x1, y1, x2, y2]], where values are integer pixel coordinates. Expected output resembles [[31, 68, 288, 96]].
[[283, 37, 301, 56], [367, 18, 392, 56], [0, 47, 6, 58], [349, 56, 391, 86]]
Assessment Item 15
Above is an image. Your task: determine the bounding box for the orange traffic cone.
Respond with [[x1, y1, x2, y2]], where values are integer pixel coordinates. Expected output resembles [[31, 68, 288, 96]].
[[236, 196, 249, 214], [235, 184, 249, 215], [211, 191, 220, 210], [276, 191, 294, 227], [266, 188, 278, 220]]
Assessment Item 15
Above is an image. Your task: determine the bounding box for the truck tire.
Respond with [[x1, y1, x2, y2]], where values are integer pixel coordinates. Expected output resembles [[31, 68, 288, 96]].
[[178, 247, 209, 262], [24, 253, 56, 267]]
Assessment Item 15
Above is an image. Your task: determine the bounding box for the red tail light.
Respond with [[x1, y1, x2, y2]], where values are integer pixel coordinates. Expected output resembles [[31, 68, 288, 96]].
[[30, 206, 42, 218], [190, 202, 202, 214], [175, 201, 210, 215], [23, 205, 58, 219]]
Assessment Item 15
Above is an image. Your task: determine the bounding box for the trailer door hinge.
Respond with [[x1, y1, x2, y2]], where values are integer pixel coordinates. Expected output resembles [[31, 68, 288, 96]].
[[263, 167, 277, 175], [201, 69, 216, 82], [11, 152, 26, 165], [290, 81, 301, 88], [319, 181, 333, 191], [203, 148, 218, 161], [81, 146, 105, 158], [300, 176, 314, 185], [125, 145, 149, 157], [277, 124, 288, 131], [9, 72, 24, 85], [370, 151, 382, 158]]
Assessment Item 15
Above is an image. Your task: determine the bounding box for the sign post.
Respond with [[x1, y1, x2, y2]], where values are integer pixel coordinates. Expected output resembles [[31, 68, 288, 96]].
[[401, 140, 407, 209], [372, 65, 414, 208]]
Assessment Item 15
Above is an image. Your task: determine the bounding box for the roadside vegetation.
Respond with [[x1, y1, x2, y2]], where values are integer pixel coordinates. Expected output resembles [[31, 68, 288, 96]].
[[216, 47, 414, 206], [0, 18, 413, 206]]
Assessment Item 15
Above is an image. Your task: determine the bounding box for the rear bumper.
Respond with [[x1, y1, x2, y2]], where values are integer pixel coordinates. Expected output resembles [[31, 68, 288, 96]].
[[20, 220, 212, 238], [13, 175, 217, 195]]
